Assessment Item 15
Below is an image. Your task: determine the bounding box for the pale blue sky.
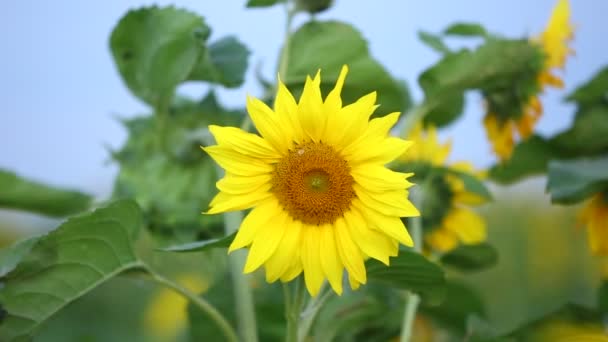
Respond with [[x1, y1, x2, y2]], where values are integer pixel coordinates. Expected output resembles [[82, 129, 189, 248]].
[[1, 0, 606, 199]]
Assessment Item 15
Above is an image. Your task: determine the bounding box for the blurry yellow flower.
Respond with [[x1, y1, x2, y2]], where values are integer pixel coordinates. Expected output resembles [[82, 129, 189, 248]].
[[579, 193, 608, 256], [399, 125, 487, 253], [204, 66, 419, 296], [484, 0, 574, 161], [144, 275, 208, 340], [530, 319, 608, 342]]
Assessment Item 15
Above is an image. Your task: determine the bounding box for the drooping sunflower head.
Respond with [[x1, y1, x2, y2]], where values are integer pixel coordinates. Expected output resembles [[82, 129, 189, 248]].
[[483, 0, 574, 161], [579, 192, 608, 256], [204, 66, 420, 296], [396, 124, 487, 253]]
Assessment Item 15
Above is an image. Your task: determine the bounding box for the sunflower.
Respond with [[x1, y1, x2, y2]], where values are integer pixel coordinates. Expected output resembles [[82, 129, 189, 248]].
[[484, 0, 574, 161], [398, 125, 487, 253], [204, 66, 419, 296], [579, 192, 608, 256]]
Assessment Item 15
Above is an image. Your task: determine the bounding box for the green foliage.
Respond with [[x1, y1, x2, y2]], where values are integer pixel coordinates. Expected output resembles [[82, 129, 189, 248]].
[[489, 135, 560, 183], [366, 250, 446, 305], [0, 236, 41, 277], [246, 0, 284, 8], [110, 7, 249, 107], [551, 106, 608, 156], [418, 31, 450, 54], [0, 200, 142, 341], [566, 66, 608, 108], [440, 243, 499, 272], [422, 93, 464, 127], [112, 92, 243, 243], [187, 36, 251, 87], [421, 281, 486, 334], [599, 280, 608, 316], [444, 22, 488, 37], [419, 38, 544, 127], [159, 232, 236, 252], [0, 170, 91, 217], [447, 169, 493, 201], [547, 156, 608, 204], [295, 0, 334, 14], [284, 21, 409, 116]]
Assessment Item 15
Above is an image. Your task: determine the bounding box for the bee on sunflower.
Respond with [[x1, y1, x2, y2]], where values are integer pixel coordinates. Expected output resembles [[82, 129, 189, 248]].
[[203, 66, 420, 296], [484, 0, 574, 161], [396, 125, 488, 253]]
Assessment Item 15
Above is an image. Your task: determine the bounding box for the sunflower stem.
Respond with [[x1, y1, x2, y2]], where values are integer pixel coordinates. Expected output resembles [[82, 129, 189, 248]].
[[224, 210, 259, 342], [400, 187, 424, 342], [138, 263, 238, 342], [278, 1, 297, 79], [297, 284, 333, 342], [285, 277, 306, 342]]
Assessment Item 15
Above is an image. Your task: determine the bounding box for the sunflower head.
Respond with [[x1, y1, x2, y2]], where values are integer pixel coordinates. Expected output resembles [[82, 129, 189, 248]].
[[483, 0, 574, 161], [204, 66, 419, 296], [396, 124, 487, 253], [579, 192, 608, 256]]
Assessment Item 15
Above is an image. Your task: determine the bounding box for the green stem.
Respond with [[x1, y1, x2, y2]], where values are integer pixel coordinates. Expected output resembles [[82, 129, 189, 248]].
[[278, 2, 296, 79], [139, 263, 238, 342], [224, 210, 259, 342], [297, 284, 332, 342], [285, 277, 306, 342], [400, 188, 424, 342]]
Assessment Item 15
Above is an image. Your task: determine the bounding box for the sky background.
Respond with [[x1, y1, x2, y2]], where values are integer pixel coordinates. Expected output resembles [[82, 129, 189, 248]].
[[1, 0, 607, 202]]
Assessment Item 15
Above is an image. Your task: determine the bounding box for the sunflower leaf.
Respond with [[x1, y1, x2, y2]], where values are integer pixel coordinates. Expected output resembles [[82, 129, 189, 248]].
[[443, 22, 488, 37], [0, 169, 92, 217], [284, 20, 408, 116], [547, 156, 608, 204], [418, 31, 450, 54], [366, 250, 446, 305], [423, 92, 465, 127], [445, 169, 493, 201], [187, 36, 250, 88], [440, 243, 498, 272], [246, 0, 284, 8], [110, 6, 210, 106], [158, 232, 236, 252], [0, 236, 43, 278], [0, 200, 143, 341], [566, 65, 608, 108]]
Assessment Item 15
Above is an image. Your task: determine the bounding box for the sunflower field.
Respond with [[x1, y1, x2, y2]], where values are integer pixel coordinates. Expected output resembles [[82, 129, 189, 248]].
[[1, 0, 607, 341]]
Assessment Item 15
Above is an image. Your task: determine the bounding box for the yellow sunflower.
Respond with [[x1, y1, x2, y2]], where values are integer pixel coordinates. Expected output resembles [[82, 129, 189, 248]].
[[484, 0, 574, 160], [398, 125, 487, 253], [204, 66, 419, 296], [579, 193, 608, 256]]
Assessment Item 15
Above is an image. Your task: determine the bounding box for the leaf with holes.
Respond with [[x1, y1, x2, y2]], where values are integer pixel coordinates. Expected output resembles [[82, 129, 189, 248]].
[[0, 169, 92, 217], [0, 200, 143, 341], [366, 250, 446, 305]]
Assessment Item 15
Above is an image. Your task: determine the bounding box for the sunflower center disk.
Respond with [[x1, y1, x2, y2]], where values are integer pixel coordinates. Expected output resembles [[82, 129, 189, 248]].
[[272, 142, 355, 225]]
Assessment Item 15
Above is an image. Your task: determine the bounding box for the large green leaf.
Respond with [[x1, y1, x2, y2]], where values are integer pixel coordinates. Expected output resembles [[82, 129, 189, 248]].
[[188, 36, 250, 88], [110, 6, 209, 106], [440, 243, 498, 272], [547, 156, 608, 204], [599, 280, 608, 316], [0, 200, 143, 341], [284, 21, 408, 116], [0, 170, 91, 217], [159, 232, 236, 252], [366, 250, 446, 305], [0, 236, 41, 278]]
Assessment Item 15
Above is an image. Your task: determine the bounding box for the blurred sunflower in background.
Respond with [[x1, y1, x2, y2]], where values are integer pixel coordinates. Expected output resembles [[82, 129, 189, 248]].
[[483, 0, 574, 161], [397, 125, 488, 253], [579, 192, 608, 256], [204, 66, 419, 296]]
